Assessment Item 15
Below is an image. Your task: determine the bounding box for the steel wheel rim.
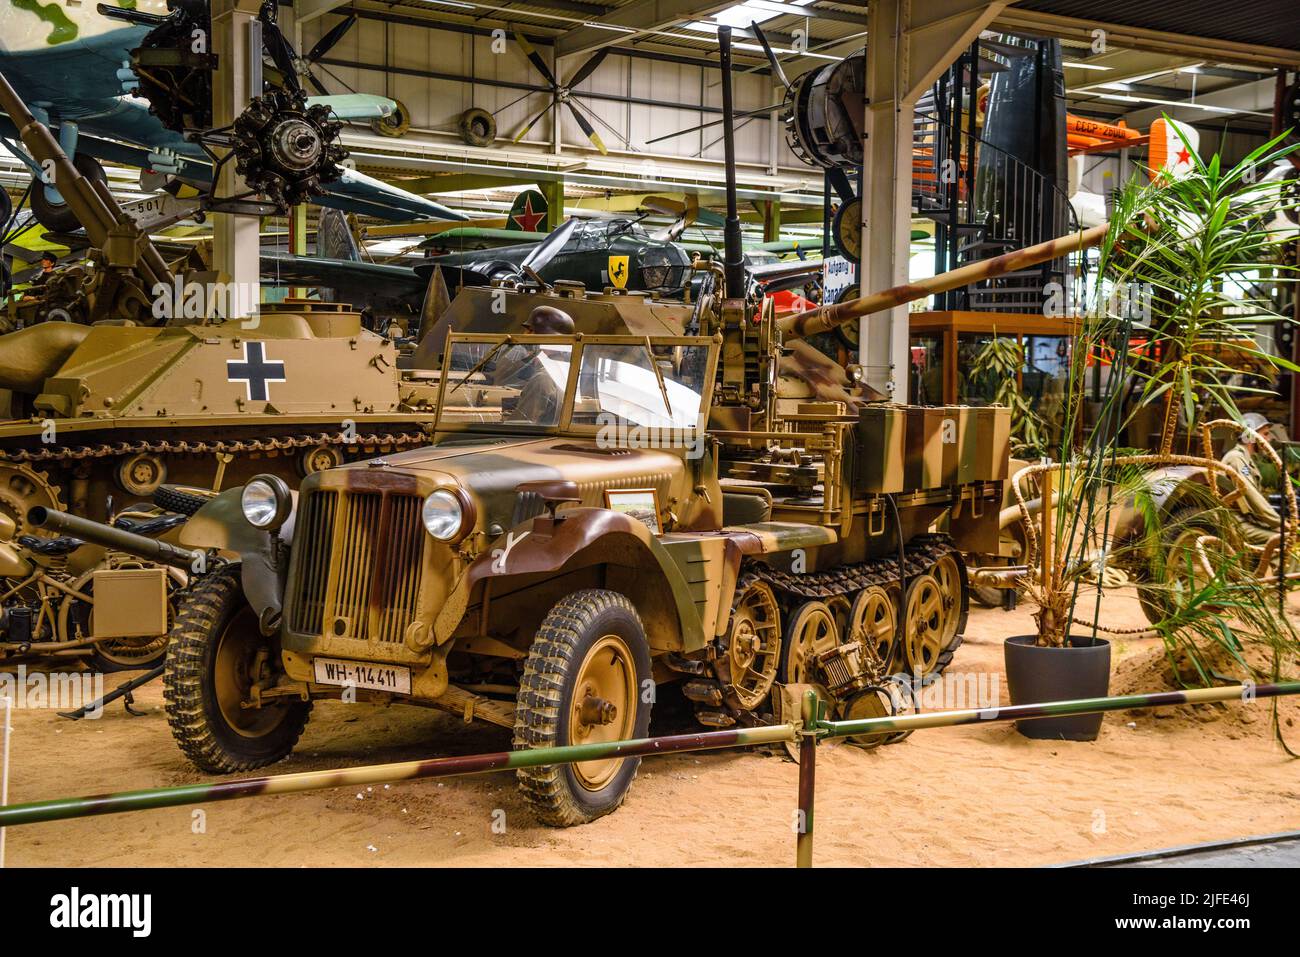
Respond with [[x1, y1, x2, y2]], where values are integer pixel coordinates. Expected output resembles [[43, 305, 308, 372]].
[[785, 601, 838, 684], [570, 634, 637, 791], [727, 582, 781, 710], [214, 606, 284, 738], [848, 585, 896, 669], [904, 573, 955, 675]]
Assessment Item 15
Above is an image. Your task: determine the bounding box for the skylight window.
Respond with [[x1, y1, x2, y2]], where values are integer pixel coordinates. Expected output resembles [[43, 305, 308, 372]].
[[681, 0, 817, 34]]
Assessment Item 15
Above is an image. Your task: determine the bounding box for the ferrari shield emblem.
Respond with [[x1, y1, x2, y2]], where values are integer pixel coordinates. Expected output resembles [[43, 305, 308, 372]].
[[607, 255, 630, 289]]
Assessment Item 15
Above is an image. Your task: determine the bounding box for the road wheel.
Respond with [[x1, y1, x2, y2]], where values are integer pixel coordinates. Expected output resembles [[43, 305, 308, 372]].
[[514, 589, 651, 826], [902, 564, 962, 677], [163, 564, 310, 773], [846, 585, 896, 672], [1136, 506, 1238, 625]]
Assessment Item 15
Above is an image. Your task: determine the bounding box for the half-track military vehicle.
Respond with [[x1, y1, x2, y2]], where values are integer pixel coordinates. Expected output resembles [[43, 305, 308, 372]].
[[28, 32, 1107, 823], [42, 214, 1105, 825]]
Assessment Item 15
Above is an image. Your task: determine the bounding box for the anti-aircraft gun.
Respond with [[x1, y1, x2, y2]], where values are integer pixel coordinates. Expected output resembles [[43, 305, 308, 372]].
[[0, 66, 434, 534]]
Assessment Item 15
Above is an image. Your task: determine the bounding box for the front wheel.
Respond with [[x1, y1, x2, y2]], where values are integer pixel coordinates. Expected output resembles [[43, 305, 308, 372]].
[[513, 590, 651, 826], [163, 564, 310, 773]]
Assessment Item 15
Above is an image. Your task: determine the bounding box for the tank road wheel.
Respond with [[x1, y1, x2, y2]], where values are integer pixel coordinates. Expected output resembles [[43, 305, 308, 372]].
[[846, 585, 897, 674], [298, 444, 344, 477], [513, 590, 652, 826], [116, 452, 168, 497], [163, 565, 311, 773], [902, 571, 961, 678], [717, 579, 782, 713]]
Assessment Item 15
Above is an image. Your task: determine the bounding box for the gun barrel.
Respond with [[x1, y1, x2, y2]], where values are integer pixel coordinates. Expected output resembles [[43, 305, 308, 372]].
[[0, 66, 174, 293], [778, 223, 1108, 340], [27, 507, 204, 572]]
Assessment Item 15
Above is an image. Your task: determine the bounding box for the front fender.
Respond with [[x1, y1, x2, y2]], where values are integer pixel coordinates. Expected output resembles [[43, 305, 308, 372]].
[[179, 487, 295, 633], [463, 508, 707, 652]]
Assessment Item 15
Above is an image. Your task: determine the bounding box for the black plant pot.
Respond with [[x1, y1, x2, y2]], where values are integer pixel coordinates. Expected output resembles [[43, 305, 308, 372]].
[[1003, 634, 1111, 741]]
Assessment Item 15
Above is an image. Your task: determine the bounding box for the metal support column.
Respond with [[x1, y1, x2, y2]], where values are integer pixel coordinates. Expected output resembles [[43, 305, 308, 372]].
[[861, 0, 1006, 399], [540, 178, 565, 232], [762, 199, 781, 244], [212, 0, 263, 320]]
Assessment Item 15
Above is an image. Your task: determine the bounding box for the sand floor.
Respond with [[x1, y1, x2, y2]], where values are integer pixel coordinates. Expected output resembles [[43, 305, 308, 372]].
[[3, 586, 1299, 867]]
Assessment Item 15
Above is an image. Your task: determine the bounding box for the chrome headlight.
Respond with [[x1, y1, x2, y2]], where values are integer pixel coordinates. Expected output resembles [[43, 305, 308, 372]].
[[422, 488, 468, 542], [241, 475, 291, 530]]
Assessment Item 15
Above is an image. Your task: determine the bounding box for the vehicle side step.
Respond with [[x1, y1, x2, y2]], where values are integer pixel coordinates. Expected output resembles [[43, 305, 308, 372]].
[[694, 709, 737, 728], [683, 680, 724, 707]]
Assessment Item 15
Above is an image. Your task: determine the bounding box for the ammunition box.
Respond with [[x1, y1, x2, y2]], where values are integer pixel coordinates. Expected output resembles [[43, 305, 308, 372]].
[[904, 407, 947, 490], [91, 567, 169, 639], [854, 405, 905, 493], [984, 407, 1012, 480], [942, 406, 967, 485]]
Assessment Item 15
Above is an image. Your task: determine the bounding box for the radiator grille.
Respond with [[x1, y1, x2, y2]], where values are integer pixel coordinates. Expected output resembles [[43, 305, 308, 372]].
[[288, 489, 425, 643]]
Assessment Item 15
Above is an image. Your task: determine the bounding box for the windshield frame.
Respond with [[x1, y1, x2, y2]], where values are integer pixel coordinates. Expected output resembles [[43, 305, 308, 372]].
[[434, 332, 720, 437]]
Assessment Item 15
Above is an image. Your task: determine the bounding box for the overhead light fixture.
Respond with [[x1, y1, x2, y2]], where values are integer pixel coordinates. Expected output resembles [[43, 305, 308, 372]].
[[1095, 92, 1268, 116], [1063, 61, 1112, 71]]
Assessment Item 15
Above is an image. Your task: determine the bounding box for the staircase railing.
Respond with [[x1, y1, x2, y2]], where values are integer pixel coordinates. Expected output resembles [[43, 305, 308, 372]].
[[914, 110, 1083, 313]]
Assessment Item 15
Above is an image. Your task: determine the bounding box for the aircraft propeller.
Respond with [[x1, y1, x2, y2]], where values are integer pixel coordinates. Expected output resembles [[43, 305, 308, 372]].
[[511, 33, 610, 155], [519, 215, 580, 277]]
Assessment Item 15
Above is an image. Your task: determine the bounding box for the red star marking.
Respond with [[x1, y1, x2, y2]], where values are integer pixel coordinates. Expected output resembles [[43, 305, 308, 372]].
[[1176, 148, 1191, 165], [511, 195, 546, 232]]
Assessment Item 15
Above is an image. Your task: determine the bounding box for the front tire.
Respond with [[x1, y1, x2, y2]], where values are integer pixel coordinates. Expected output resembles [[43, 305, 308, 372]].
[[163, 564, 310, 773], [513, 589, 651, 826]]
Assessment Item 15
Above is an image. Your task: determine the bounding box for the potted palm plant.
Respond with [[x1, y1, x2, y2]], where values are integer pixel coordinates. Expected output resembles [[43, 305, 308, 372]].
[[1004, 127, 1300, 740]]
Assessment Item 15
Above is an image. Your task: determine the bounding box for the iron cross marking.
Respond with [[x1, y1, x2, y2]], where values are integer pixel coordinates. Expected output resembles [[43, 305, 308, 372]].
[[227, 341, 286, 402]]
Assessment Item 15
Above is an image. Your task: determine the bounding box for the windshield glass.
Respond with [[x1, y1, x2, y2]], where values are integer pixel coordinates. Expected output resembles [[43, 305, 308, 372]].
[[440, 339, 573, 427], [573, 343, 709, 430], [436, 334, 715, 434]]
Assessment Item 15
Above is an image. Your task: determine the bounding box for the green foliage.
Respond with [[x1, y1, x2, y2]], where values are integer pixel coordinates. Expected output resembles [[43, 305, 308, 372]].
[[968, 336, 1047, 456], [1024, 123, 1300, 696]]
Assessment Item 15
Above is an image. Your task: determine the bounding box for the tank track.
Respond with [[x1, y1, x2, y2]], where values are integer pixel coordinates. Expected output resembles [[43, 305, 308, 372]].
[[1, 430, 430, 465], [0, 429, 430, 529], [686, 535, 963, 729]]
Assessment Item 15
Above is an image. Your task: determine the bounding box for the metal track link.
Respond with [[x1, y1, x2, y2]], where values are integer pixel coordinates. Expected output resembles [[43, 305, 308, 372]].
[[1, 430, 431, 466], [688, 536, 962, 730]]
